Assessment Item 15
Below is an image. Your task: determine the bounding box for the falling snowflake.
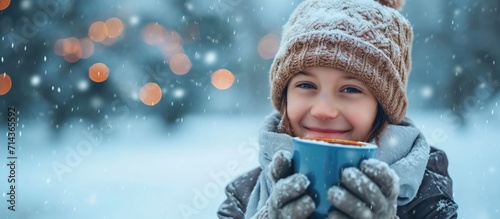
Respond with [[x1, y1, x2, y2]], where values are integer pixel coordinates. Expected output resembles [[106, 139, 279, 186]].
[[185, 2, 194, 11], [421, 86, 434, 99], [387, 135, 399, 147], [488, 167, 495, 174], [129, 15, 140, 26], [77, 80, 89, 92], [31, 75, 41, 86], [173, 88, 185, 99], [204, 51, 217, 65], [21, 0, 31, 10]]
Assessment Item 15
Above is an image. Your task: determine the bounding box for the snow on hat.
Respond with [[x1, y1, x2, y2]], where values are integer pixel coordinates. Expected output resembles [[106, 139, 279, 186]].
[[270, 0, 413, 124]]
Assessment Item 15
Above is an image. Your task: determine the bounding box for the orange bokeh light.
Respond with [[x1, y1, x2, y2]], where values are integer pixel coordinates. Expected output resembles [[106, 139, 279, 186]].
[[101, 36, 118, 46], [142, 23, 166, 45], [164, 30, 182, 45], [105, 17, 124, 38], [139, 82, 162, 106], [55, 37, 88, 62], [54, 38, 65, 56], [89, 63, 110, 83], [0, 0, 10, 11], [62, 37, 79, 55], [79, 37, 95, 59], [161, 43, 184, 60], [211, 69, 235, 90], [89, 21, 109, 42], [258, 33, 280, 60], [62, 37, 82, 63], [0, 73, 12, 95], [169, 53, 191, 75]]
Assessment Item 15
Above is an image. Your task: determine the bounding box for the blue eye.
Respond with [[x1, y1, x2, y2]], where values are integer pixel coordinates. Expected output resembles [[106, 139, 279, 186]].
[[297, 83, 316, 89], [342, 87, 362, 93]]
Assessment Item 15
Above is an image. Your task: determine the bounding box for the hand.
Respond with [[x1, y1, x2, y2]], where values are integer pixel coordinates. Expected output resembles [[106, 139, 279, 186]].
[[253, 150, 316, 219], [327, 159, 400, 219], [268, 150, 294, 183]]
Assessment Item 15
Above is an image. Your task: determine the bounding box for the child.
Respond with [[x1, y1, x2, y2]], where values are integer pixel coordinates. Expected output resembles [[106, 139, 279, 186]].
[[218, 0, 458, 218]]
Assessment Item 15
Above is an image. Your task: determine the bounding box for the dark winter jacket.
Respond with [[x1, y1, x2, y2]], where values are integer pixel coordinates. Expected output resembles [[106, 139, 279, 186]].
[[218, 112, 458, 218], [217, 147, 458, 219]]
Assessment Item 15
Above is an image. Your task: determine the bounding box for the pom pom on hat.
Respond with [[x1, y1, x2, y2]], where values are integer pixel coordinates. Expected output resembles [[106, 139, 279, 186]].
[[375, 0, 405, 10]]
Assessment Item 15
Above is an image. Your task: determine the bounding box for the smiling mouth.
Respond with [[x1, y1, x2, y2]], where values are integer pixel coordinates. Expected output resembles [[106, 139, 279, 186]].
[[304, 127, 349, 138]]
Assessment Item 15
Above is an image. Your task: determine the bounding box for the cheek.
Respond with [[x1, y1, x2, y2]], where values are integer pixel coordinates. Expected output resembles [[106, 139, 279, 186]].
[[347, 101, 377, 135], [286, 100, 300, 125], [286, 93, 307, 126]]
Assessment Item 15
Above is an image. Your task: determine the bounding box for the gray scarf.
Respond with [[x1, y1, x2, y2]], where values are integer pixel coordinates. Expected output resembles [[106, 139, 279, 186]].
[[245, 111, 430, 218]]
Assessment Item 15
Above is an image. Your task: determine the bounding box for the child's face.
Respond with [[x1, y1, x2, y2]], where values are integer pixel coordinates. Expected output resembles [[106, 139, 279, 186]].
[[286, 67, 378, 141]]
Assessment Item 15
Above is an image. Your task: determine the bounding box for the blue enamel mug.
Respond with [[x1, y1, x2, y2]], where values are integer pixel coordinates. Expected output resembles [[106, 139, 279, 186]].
[[292, 137, 378, 218]]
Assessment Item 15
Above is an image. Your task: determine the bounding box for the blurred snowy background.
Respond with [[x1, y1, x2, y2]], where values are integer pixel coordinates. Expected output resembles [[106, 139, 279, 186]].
[[0, 0, 499, 218]]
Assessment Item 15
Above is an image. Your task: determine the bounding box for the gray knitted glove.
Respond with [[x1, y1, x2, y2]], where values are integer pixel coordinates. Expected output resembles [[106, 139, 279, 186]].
[[253, 150, 316, 219], [327, 159, 400, 219]]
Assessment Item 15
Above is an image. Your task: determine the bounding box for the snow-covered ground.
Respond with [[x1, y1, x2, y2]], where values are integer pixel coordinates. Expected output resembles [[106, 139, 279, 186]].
[[0, 106, 499, 218]]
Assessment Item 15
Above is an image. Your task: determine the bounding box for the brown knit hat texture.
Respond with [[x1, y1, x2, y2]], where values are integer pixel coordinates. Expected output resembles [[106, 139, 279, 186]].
[[270, 0, 413, 124]]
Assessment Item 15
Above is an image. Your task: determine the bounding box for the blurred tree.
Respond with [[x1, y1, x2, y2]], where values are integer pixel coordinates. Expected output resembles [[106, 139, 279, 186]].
[[403, 0, 499, 126], [444, 0, 500, 125], [0, 0, 243, 133]]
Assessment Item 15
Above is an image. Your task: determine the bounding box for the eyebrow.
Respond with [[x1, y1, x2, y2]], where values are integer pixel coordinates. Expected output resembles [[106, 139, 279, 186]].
[[297, 70, 358, 81], [343, 75, 358, 80], [296, 71, 312, 76]]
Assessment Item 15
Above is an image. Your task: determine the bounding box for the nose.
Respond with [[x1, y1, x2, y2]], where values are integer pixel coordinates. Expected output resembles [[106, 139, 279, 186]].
[[310, 95, 340, 120]]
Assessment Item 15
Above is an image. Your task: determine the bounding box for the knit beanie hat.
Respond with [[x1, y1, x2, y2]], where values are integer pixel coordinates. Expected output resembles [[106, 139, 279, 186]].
[[270, 0, 413, 124]]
